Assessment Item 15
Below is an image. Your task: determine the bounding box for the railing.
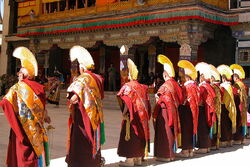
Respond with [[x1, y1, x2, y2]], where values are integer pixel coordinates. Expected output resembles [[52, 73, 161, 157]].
[[18, 0, 229, 26]]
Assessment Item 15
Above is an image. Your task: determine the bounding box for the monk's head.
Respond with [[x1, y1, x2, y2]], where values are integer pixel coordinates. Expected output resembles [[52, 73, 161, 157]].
[[17, 68, 29, 81]]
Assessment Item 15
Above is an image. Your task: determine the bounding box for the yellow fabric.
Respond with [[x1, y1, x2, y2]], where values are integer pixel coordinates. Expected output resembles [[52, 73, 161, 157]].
[[230, 64, 245, 79], [13, 47, 38, 77], [234, 81, 248, 127], [124, 114, 131, 141], [220, 82, 237, 134], [211, 84, 222, 147], [67, 73, 103, 130], [4, 81, 47, 157], [195, 62, 210, 80], [157, 54, 175, 77], [96, 0, 117, 6], [209, 64, 221, 81], [177, 60, 197, 80], [127, 59, 138, 81], [217, 65, 233, 80]]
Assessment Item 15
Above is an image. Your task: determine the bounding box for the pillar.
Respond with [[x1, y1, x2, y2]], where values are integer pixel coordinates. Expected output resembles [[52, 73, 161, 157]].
[[66, 0, 69, 10], [76, 0, 79, 9], [99, 47, 106, 74], [0, 0, 11, 75], [179, 43, 192, 61], [148, 44, 156, 74], [57, 1, 60, 11]]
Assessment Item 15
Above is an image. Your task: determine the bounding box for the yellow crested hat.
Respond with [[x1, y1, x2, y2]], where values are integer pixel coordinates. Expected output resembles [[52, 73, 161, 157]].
[[209, 64, 221, 81], [127, 58, 138, 81], [70, 45, 94, 70], [195, 62, 211, 80], [13, 47, 38, 77], [230, 64, 245, 79], [217, 64, 233, 80], [157, 54, 175, 78], [178, 60, 197, 80]]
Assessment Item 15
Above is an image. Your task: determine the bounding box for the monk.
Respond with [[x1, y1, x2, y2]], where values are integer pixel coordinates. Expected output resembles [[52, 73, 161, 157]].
[[209, 64, 222, 150], [117, 58, 151, 167], [230, 64, 248, 144], [153, 55, 183, 162], [177, 60, 199, 158], [195, 62, 216, 153], [217, 65, 237, 147], [65, 46, 105, 167], [0, 47, 50, 167]]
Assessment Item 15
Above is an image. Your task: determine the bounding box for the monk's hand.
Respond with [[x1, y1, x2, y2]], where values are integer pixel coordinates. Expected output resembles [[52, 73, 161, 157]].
[[45, 116, 51, 124], [70, 94, 79, 104]]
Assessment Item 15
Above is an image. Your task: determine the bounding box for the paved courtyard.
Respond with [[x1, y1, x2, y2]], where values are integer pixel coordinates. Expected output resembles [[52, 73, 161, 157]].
[[0, 101, 250, 167]]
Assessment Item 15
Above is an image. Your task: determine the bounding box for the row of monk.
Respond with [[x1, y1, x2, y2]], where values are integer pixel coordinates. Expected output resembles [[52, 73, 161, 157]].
[[0, 45, 249, 167]]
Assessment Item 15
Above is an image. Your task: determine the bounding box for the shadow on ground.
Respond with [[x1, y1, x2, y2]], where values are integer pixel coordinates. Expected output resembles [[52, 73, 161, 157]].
[[104, 139, 250, 167]]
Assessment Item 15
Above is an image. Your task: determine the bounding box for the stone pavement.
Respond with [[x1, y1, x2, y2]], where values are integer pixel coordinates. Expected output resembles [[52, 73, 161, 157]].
[[1, 102, 250, 167]]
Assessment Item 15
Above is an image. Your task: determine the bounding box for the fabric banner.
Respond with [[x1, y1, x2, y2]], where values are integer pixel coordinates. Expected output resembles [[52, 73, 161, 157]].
[[17, 6, 239, 36]]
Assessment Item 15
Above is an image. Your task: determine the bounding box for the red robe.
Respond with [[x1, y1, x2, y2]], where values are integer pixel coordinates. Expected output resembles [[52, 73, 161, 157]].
[[117, 80, 151, 158], [183, 80, 200, 134], [197, 81, 216, 148], [153, 78, 183, 158], [179, 80, 199, 149], [66, 71, 104, 167], [233, 80, 248, 140], [0, 79, 46, 167], [220, 82, 236, 142], [199, 82, 216, 128]]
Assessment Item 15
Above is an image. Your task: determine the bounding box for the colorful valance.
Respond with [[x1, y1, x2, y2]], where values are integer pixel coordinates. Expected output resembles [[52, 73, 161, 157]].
[[17, 6, 239, 37]]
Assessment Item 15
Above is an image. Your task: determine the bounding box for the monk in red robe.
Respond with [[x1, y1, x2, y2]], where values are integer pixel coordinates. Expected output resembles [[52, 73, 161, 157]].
[[117, 58, 151, 167], [153, 55, 183, 162], [65, 46, 105, 167], [177, 60, 199, 158], [217, 65, 237, 147], [195, 62, 216, 153], [209, 64, 222, 150], [0, 47, 50, 167], [230, 64, 248, 145]]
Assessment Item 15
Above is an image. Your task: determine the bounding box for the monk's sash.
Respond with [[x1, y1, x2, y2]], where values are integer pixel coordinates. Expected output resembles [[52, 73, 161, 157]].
[[185, 82, 199, 135], [220, 82, 237, 134], [67, 72, 104, 155], [155, 79, 182, 147], [67, 72, 104, 130], [235, 81, 248, 134], [200, 82, 216, 127], [4, 81, 47, 157], [211, 83, 222, 146]]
